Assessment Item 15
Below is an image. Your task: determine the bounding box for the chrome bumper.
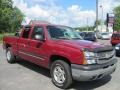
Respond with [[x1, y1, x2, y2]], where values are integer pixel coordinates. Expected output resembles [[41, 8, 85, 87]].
[[71, 58, 117, 81]]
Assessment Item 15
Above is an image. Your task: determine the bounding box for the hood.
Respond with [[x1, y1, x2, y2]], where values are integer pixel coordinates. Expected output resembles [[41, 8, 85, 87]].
[[102, 35, 109, 37], [55, 40, 104, 50]]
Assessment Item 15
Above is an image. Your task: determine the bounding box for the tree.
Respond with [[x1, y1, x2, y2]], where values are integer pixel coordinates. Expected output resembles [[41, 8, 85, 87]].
[[0, 0, 24, 33], [0, 0, 13, 33], [10, 7, 24, 32], [93, 20, 101, 28], [113, 5, 120, 31]]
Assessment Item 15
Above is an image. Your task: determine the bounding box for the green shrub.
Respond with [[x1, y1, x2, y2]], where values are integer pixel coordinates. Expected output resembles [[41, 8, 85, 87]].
[[0, 34, 3, 41]]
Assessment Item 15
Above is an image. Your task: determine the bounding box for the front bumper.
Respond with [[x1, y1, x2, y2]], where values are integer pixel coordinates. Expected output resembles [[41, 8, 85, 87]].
[[71, 58, 117, 81], [115, 49, 120, 56]]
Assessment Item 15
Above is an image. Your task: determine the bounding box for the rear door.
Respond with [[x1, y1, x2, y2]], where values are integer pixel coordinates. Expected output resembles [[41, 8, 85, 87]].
[[18, 26, 32, 61]]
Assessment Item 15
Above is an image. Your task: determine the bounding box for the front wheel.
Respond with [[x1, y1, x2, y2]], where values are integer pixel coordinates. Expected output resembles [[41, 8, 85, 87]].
[[50, 60, 73, 89], [6, 47, 16, 63]]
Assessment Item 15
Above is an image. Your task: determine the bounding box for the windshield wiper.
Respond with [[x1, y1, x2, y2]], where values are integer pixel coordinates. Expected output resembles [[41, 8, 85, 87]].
[[58, 37, 70, 40], [71, 37, 82, 40]]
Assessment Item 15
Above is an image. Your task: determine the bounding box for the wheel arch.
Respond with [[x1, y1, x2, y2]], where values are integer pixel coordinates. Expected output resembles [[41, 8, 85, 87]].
[[49, 55, 71, 68], [5, 43, 11, 49]]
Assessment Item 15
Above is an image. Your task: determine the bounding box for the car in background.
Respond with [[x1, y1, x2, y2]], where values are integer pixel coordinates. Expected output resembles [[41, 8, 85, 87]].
[[95, 31, 101, 39], [79, 32, 85, 38], [79, 32, 97, 42], [100, 32, 110, 40], [115, 43, 120, 56], [111, 33, 120, 46]]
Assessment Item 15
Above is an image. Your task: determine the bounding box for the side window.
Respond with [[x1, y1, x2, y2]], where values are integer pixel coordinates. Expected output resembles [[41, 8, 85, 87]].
[[22, 27, 31, 38], [31, 26, 44, 39]]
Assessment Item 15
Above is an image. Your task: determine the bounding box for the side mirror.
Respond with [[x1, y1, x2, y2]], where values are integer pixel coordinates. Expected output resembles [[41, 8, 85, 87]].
[[34, 34, 44, 41]]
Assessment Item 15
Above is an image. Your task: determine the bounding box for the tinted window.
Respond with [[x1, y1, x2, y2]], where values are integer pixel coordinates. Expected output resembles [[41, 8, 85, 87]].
[[47, 26, 82, 40], [112, 34, 120, 37], [31, 26, 44, 39], [79, 32, 85, 37], [22, 27, 31, 38], [85, 32, 95, 37]]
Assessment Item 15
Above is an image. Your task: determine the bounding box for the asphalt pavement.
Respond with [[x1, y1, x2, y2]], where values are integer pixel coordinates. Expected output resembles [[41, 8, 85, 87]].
[[0, 40, 120, 90]]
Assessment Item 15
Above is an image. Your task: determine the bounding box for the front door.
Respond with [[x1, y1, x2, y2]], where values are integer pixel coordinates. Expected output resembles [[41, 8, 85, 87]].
[[25, 26, 48, 67]]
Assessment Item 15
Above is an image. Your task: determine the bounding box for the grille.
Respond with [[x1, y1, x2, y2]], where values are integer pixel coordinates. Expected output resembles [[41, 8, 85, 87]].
[[96, 50, 114, 59], [95, 50, 115, 64]]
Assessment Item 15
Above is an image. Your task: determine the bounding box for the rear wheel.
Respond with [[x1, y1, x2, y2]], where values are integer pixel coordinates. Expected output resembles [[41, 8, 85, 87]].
[[50, 60, 73, 89], [6, 47, 16, 63]]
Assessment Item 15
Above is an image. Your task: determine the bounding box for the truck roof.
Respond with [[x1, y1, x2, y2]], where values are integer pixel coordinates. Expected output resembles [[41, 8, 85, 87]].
[[29, 20, 51, 25]]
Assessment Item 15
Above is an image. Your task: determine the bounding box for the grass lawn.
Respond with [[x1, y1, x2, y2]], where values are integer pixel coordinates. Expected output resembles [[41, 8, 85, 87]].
[[0, 34, 3, 44], [0, 33, 14, 44]]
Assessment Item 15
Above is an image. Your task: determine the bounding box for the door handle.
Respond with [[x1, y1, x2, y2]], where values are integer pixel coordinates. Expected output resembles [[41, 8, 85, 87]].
[[36, 42, 42, 48], [21, 44, 26, 47], [27, 41, 30, 46]]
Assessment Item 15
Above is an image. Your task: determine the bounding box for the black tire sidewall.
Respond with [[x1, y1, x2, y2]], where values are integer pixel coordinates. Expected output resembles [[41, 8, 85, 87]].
[[50, 60, 72, 89], [6, 47, 15, 63]]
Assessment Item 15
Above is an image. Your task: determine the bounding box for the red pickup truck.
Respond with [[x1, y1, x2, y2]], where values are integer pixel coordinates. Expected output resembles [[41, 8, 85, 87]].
[[111, 32, 120, 46], [3, 23, 117, 89]]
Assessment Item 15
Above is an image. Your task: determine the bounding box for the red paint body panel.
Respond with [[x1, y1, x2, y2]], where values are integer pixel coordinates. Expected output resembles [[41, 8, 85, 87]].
[[3, 36, 19, 56], [111, 33, 120, 45], [3, 24, 104, 69]]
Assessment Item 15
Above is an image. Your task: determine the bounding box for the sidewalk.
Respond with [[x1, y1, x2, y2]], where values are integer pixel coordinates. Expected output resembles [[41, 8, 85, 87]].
[[0, 43, 3, 47]]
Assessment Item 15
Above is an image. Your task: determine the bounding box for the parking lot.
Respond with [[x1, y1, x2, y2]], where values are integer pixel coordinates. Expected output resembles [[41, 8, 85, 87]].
[[0, 39, 120, 90]]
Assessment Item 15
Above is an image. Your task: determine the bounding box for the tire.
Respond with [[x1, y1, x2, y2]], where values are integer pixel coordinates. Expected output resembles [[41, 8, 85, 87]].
[[6, 47, 16, 63], [50, 60, 73, 89], [112, 44, 115, 46], [116, 53, 120, 57]]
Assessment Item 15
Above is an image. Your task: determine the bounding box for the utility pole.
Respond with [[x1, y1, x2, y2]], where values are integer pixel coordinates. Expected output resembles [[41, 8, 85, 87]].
[[100, 5, 103, 32], [87, 18, 89, 31], [96, 0, 98, 31]]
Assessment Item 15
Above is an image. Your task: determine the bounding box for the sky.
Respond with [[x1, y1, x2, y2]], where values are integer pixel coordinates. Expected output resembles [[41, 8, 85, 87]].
[[13, 0, 120, 27]]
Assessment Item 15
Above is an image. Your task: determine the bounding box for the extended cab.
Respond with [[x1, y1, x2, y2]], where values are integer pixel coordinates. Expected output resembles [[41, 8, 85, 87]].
[[3, 23, 117, 89]]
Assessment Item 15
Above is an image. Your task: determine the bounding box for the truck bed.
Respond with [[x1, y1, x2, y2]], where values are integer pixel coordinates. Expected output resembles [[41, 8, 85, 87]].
[[3, 35, 19, 46], [3, 35, 19, 55]]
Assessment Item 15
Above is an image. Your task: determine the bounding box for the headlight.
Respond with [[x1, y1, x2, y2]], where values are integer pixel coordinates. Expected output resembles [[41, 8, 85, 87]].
[[84, 51, 94, 57], [115, 46, 119, 50], [83, 51, 96, 64]]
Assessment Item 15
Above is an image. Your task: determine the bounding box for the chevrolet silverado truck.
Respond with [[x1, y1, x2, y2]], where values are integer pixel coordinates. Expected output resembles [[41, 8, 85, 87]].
[[3, 23, 117, 89]]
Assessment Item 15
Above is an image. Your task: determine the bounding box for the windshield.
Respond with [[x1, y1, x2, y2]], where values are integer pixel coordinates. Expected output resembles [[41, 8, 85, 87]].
[[47, 26, 82, 40], [85, 32, 95, 37], [101, 33, 108, 35]]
